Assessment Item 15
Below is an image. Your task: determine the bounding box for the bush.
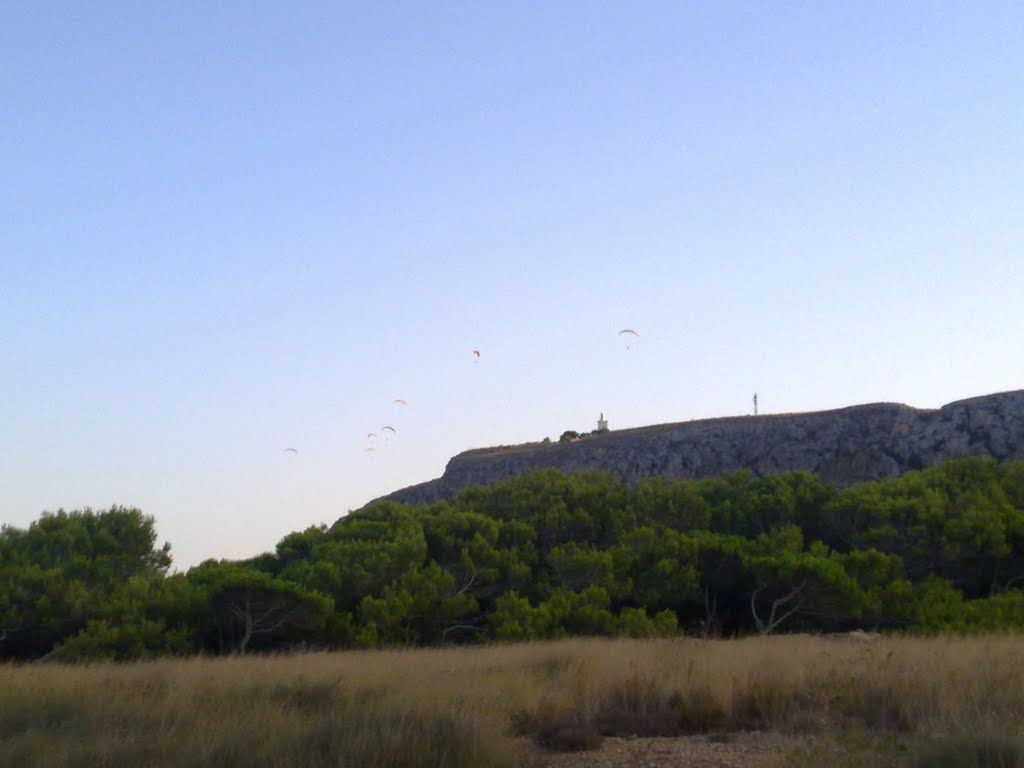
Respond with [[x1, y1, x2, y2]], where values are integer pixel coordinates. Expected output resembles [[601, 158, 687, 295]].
[[51, 619, 195, 662], [534, 716, 603, 752]]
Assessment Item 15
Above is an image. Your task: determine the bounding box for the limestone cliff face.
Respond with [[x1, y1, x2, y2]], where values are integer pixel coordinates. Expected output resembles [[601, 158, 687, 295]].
[[382, 390, 1024, 506]]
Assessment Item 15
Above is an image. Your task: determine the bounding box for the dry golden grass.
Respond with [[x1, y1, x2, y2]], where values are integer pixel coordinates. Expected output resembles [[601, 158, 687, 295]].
[[3, 634, 1024, 767]]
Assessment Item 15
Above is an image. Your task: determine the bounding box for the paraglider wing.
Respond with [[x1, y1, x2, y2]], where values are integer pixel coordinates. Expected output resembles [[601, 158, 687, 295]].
[[472, 349, 481, 358], [381, 426, 397, 435], [283, 448, 298, 454], [393, 399, 408, 406], [618, 329, 640, 337], [367, 432, 378, 439]]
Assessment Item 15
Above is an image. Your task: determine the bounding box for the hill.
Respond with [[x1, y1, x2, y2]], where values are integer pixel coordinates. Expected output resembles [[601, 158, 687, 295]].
[[384, 390, 1024, 505]]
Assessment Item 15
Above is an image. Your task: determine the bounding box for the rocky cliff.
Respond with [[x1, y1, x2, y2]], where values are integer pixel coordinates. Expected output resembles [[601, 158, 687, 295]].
[[383, 390, 1024, 506]]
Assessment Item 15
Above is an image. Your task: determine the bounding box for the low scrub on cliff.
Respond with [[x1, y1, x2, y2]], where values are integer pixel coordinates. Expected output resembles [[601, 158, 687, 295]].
[[5, 457, 1024, 660]]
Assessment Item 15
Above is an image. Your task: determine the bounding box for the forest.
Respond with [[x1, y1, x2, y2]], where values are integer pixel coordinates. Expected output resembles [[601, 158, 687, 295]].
[[4, 456, 1024, 661]]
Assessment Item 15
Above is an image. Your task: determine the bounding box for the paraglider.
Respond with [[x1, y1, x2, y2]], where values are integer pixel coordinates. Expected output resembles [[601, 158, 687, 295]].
[[618, 329, 640, 350], [393, 399, 408, 406], [472, 349, 481, 358], [283, 448, 298, 454]]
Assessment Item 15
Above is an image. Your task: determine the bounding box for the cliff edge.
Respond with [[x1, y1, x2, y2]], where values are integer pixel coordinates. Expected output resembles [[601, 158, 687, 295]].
[[382, 390, 1024, 506]]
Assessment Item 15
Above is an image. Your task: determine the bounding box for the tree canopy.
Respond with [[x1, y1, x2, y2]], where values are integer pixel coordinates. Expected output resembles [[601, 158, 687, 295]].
[[5, 457, 1024, 661]]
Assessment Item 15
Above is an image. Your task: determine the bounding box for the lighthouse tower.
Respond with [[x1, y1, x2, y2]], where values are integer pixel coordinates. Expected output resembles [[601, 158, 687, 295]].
[[597, 412, 608, 431]]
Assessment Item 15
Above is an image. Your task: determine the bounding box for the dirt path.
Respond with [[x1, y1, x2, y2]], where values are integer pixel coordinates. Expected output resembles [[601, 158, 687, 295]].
[[533, 732, 798, 768]]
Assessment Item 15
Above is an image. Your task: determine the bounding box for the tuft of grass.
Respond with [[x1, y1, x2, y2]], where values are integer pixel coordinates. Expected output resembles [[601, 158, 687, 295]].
[[518, 675, 735, 747], [595, 673, 679, 736], [534, 716, 604, 752], [267, 675, 347, 714], [731, 677, 803, 730], [777, 733, 910, 768], [832, 678, 915, 732], [595, 676, 732, 737], [909, 731, 1024, 768], [508, 708, 540, 737], [526, 652, 588, 682], [669, 687, 732, 733]]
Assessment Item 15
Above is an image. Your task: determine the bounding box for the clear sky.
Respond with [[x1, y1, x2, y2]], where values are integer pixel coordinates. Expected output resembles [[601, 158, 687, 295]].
[[3, 2, 1022, 571]]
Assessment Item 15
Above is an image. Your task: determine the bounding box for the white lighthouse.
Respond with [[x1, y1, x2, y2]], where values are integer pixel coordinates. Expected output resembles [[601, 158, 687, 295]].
[[597, 412, 608, 431]]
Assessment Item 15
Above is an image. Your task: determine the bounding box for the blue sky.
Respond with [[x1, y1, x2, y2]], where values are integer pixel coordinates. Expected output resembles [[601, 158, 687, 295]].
[[3, 2, 1022, 570]]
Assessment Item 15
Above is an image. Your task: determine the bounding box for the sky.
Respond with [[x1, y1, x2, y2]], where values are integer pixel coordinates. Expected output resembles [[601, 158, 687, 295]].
[[2, 2, 1022, 571]]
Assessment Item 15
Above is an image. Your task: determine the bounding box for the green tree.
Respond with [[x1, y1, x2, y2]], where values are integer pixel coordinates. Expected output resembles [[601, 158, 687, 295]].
[[632, 478, 711, 531], [0, 507, 172, 660], [187, 562, 332, 654], [356, 561, 479, 646], [487, 591, 543, 641], [610, 527, 700, 613]]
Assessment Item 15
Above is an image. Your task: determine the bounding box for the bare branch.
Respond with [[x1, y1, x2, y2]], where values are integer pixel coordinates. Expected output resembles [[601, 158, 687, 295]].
[[441, 616, 485, 643], [453, 570, 484, 597], [752, 581, 806, 635], [751, 586, 766, 633], [999, 574, 1024, 593], [703, 587, 718, 637]]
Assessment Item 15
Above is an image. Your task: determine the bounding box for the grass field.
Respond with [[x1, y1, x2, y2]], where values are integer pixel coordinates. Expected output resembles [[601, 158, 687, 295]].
[[4, 635, 1024, 767]]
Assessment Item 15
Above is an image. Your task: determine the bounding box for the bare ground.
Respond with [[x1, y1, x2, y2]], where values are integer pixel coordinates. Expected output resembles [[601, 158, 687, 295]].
[[527, 732, 799, 768]]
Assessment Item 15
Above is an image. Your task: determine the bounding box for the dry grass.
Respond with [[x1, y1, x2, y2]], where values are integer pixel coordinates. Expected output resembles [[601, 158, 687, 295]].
[[3, 634, 1024, 766]]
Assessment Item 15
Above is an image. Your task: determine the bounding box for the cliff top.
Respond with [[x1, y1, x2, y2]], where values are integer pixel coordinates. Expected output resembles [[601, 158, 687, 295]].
[[455, 399, 932, 460], [380, 389, 1024, 506]]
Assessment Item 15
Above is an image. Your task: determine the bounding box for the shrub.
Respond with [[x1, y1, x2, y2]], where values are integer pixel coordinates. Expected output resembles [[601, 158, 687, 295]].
[[534, 716, 603, 752]]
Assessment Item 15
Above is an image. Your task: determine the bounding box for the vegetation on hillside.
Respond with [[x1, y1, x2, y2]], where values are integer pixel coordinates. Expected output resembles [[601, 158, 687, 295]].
[[4, 456, 1024, 661]]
